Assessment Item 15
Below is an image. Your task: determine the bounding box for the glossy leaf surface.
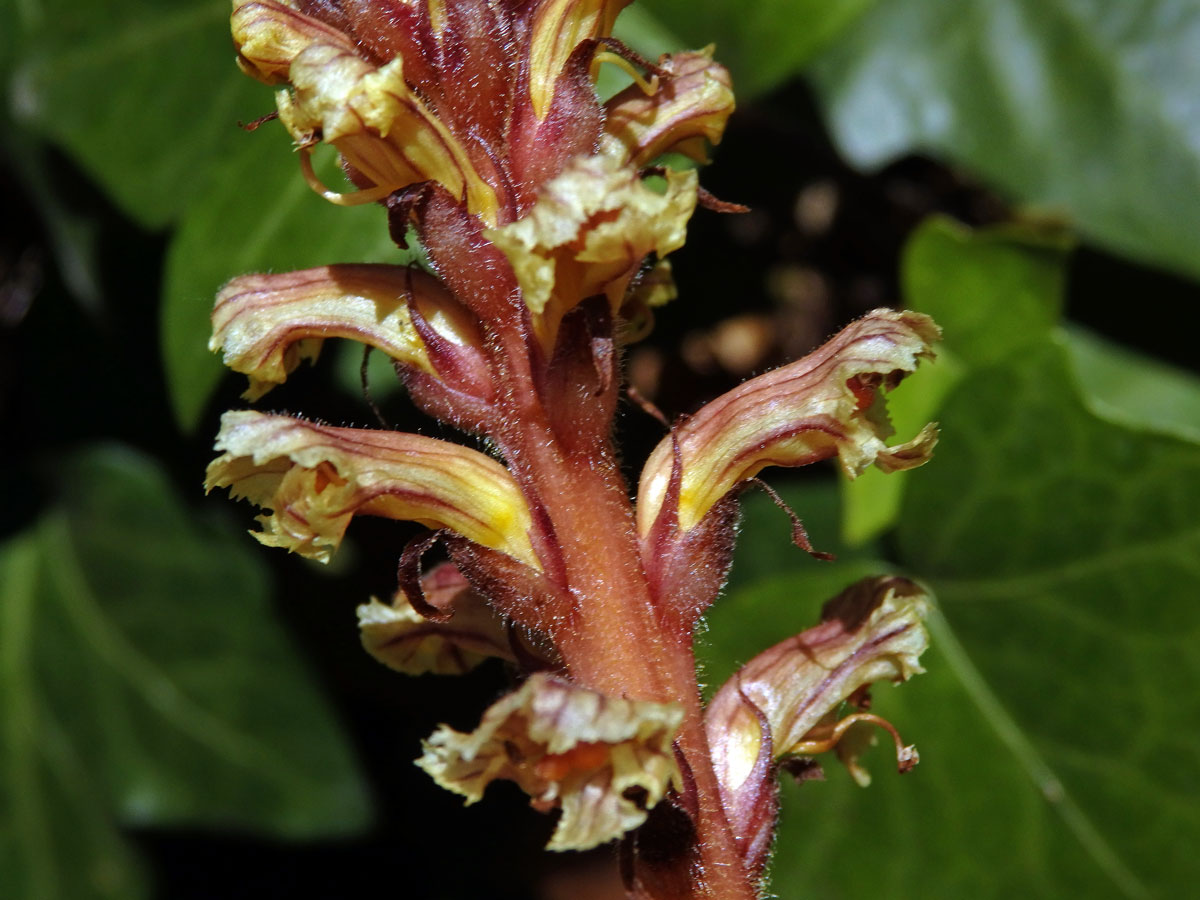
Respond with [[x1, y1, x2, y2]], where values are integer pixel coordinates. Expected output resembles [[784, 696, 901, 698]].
[[809, 0, 1200, 283], [0, 448, 370, 900]]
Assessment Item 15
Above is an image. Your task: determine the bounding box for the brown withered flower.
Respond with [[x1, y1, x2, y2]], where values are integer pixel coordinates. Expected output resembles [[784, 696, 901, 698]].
[[208, 2, 940, 898]]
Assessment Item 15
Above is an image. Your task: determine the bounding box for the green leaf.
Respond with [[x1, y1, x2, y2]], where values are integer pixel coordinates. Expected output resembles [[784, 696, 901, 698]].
[[162, 140, 411, 431], [1064, 325, 1200, 443], [710, 214, 1200, 894], [767, 619, 1150, 898], [1, 533, 150, 900], [643, 0, 879, 97], [903, 217, 1071, 366], [10, 0, 253, 230], [901, 342, 1198, 896], [5, 0, 413, 427], [808, 0, 1200, 283], [1, 446, 371, 900]]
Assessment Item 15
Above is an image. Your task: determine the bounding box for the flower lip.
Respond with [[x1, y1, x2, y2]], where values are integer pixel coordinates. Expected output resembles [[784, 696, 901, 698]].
[[210, 263, 460, 399], [486, 140, 698, 348], [358, 561, 518, 676], [706, 575, 930, 789], [232, 0, 654, 224], [417, 672, 683, 850], [603, 47, 735, 169]]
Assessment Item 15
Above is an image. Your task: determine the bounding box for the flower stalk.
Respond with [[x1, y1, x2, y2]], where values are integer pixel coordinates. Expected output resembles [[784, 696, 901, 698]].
[[207, 2, 941, 896]]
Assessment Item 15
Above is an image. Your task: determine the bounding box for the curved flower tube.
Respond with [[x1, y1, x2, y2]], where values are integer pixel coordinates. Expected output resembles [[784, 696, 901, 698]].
[[358, 561, 517, 675], [637, 309, 941, 536], [604, 48, 735, 168], [418, 672, 682, 850], [704, 576, 930, 877], [211, 263, 482, 399], [527, 0, 633, 119], [234, 0, 502, 220], [486, 139, 697, 346], [205, 411, 539, 566]]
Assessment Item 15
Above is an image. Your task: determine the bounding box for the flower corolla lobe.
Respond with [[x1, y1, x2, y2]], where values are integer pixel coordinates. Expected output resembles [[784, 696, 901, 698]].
[[417, 672, 683, 850]]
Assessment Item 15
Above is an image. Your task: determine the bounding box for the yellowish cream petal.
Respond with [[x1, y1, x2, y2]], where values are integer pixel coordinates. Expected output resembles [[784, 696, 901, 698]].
[[486, 143, 697, 344], [703, 576, 928, 873], [358, 562, 515, 675], [604, 49, 735, 168], [637, 309, 941, 535], [417, 672, 682, 850], [205, 411, 537, 566], [211, 264, 466, 399], [527, 0, 633, 119], [232, 0, 352, 85], [234, 2, 501, 222]]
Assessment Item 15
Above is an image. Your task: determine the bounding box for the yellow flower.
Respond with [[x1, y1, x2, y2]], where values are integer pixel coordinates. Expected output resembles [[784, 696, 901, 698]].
[[637, 309, 942, 537], [230, 0, 664, 225], [211, 263, 483, 399], [485, 138, 697, 347], [358, 562, 517, 675], [205, 411, 539, 567], [703, 576, 929, 878], [418, 672, 682, 850]]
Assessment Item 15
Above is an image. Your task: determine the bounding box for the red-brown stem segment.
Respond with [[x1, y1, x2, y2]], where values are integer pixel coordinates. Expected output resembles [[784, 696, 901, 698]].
[[492, 386, 758, 899]]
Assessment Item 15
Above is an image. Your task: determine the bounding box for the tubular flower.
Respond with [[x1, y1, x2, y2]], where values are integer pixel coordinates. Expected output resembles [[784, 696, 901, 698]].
[[417, 672, 683, 850], [704, 576, 930, 877], [637, 309, 941, 538], [205, 411, 539, 566], [211, 263, 483, 399], [358, 562, 517, 675], [604, 48, 735, 168], [230, 0, 685, 224], [485, 138, 698, 346]]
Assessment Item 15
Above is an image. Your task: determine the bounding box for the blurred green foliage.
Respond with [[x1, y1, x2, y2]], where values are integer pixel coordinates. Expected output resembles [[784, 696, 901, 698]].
[[0, 450, 369, 900], [3, 0, 1200, 897]]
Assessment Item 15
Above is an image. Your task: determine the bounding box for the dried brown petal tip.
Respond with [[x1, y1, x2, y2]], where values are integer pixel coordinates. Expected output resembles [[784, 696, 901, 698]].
[[417, 673, 683, 850]]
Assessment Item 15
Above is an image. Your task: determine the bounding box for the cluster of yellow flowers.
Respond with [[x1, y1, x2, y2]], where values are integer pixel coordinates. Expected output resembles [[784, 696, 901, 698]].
[[207, 2, 938, 895]]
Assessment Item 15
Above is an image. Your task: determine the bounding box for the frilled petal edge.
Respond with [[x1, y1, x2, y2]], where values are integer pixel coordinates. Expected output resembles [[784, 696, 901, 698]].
[[205, 411, 537, 566], [638, 309, 941, 536], [358, 562, 515, 676], [417, 672, 683, 850]]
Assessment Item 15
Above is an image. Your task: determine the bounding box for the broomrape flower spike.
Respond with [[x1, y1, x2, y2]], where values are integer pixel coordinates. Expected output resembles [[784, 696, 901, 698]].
[[210, 2, 941, 897]]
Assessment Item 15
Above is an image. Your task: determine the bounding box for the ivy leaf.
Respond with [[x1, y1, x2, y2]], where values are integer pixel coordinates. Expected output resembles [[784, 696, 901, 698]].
[[808, 0, 1200, 283], [5, 0, 411, 429], [0, 446, 371, 900], [162, 138, 410, 431], [643, 0, 878, 97], [1064, 325, 1200, 443], [10, 0, 252, 230], [897, 342, 1197, 896]]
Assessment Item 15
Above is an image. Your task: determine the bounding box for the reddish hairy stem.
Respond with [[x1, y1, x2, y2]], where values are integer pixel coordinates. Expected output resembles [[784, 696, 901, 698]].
[[492, 377, 756, 898]]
